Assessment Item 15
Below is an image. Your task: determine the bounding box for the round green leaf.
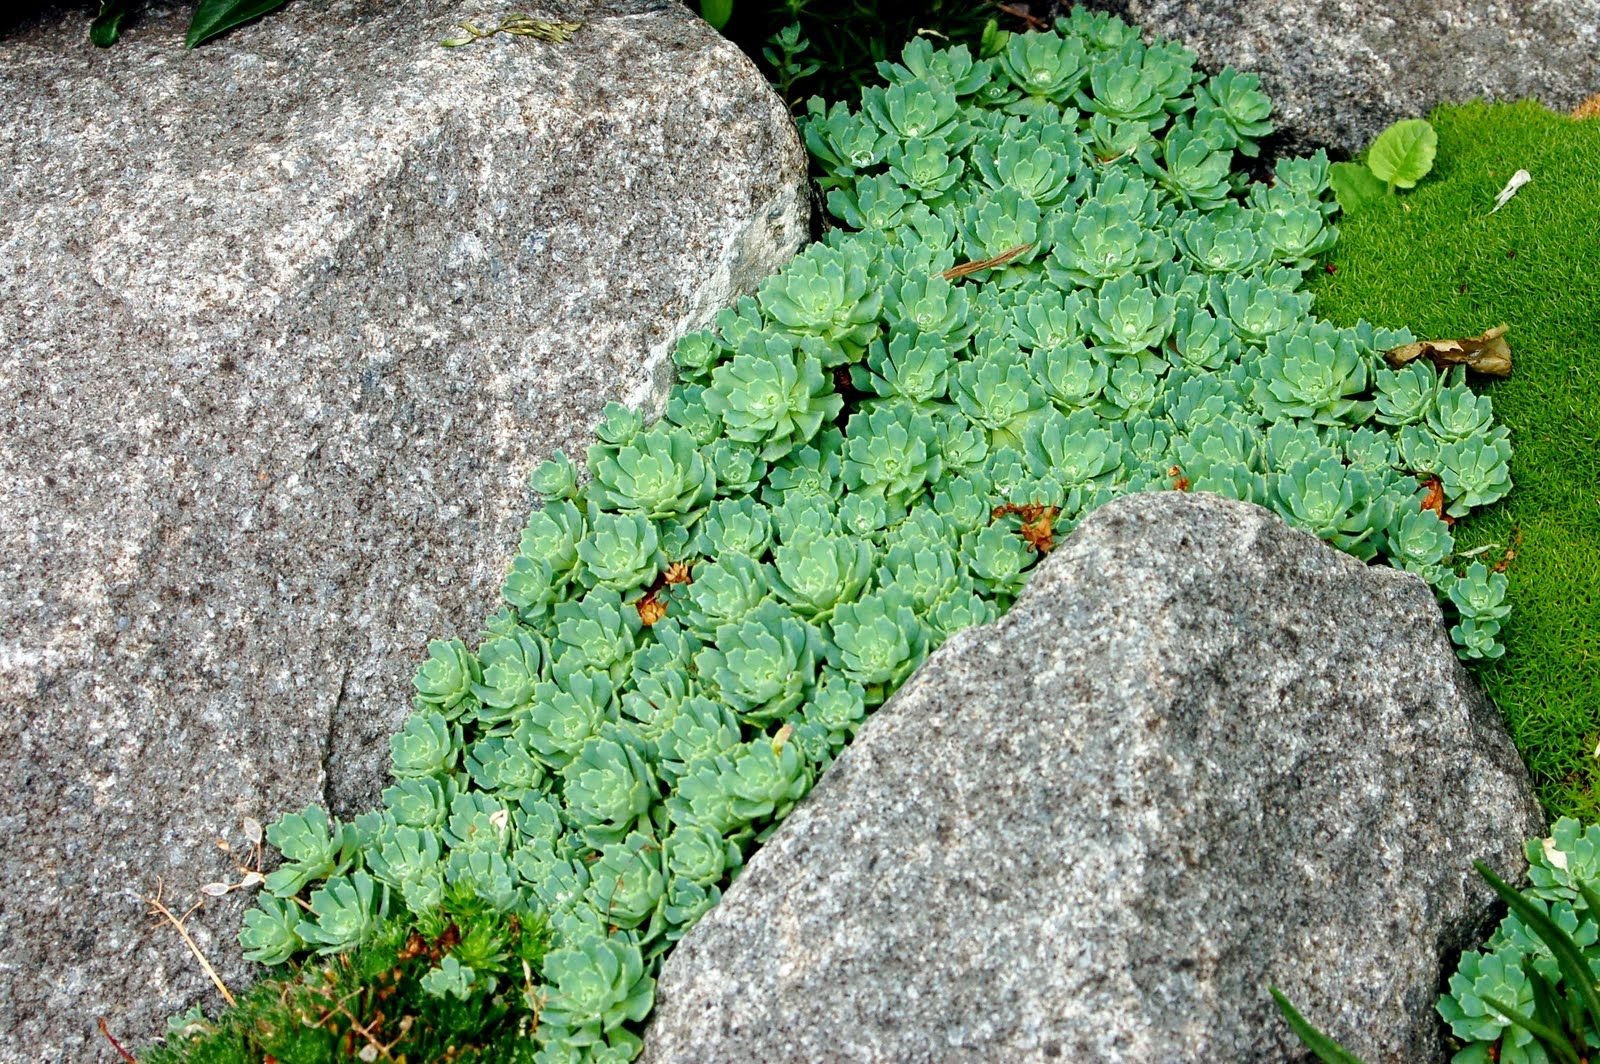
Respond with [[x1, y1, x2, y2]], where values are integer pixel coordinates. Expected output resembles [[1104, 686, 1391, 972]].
[[1366, 119, 1438, 190], [700, 0, 734, 30]]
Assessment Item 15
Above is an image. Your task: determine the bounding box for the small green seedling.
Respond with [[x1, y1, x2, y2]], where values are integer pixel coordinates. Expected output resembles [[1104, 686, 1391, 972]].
[[763, 23, 823, 109], [1329, 118, 1439, 213], [1368, 118, 1439, 190]]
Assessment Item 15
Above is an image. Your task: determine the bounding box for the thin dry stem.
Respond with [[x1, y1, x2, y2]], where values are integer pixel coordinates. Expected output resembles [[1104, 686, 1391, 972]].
[[98, 1017, 137, 1063], [146, 880, 236, 1008], [942, 242, 1035, 280]]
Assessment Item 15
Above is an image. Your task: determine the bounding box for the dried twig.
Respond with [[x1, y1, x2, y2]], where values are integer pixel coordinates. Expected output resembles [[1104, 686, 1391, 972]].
[[991, 1, 1049, 30], [147, 880, 236, 1008], [942, 242, 1035, 281], [441, 15, 581, 47], [98, 1018, 137, 1063]]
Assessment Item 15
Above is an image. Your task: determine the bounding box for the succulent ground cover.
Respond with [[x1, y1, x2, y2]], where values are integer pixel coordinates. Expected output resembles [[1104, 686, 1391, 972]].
[[152, 14, 1519, 1062], [1311, 100, 1600, 820]]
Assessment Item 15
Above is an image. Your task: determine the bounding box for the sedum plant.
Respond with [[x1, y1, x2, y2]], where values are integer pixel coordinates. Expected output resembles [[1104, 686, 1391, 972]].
[[187, 16, 1520, 1064]]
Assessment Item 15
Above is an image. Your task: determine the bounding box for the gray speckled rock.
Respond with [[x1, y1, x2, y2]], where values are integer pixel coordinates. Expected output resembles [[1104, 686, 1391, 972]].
[[643, 492, 1543, 1064], [0, 2, 806, 1059], [1078, 0, 1600, 154]]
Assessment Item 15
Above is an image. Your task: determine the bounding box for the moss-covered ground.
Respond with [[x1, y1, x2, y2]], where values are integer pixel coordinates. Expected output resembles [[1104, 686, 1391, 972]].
[[1310, 100, 1600, 818]]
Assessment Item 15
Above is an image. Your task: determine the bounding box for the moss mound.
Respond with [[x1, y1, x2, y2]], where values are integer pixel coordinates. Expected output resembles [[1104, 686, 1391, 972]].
[[1310, 99, 1600, 818]]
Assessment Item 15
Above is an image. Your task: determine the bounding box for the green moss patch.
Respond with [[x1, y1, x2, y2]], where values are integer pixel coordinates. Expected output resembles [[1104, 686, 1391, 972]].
[[1311, 100, 1600, 818]]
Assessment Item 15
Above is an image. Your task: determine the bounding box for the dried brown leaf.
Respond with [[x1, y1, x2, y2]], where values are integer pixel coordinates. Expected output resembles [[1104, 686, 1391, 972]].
[[1419, 476, 1453, 525], [991, 501, 1061, 552], [1574, 92, 1600, 121], [636, 595, 667, 626], [1385, 324, 1512, 377]]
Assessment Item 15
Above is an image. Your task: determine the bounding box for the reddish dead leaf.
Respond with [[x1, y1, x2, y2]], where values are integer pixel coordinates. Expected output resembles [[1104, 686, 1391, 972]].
[[635, 561, 693, 624], [396, 930, 429, 963], [992, 501, 1061, 553], [942, 242, 1034, 281], [1167, 464, 1191, 491], [636, 594, 667, 626], [1020, 515, 1057, 552], [1419, 477, 1455, 525], [1493, 548, 1517, 574], [1385, 324, 1512, 377]]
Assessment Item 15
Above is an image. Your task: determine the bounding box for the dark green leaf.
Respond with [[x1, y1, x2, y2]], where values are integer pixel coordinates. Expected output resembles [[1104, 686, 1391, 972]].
[[700, 0, 734, 30], [1481, 994, 1582, 1064], [1569, 877, 1600, 1037], [89, 0, 128, 46], [1476, 862, 1600, 1037], [1528, 969, 1579, 1049], [186, 0, 291, 48], [1571, 875, 1600, 928], [1269, 987, 1368, 1064]]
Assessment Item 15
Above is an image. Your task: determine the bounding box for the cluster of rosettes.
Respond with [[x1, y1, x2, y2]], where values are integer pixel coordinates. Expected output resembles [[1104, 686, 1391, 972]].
[[234, 12, 1514, 1062]]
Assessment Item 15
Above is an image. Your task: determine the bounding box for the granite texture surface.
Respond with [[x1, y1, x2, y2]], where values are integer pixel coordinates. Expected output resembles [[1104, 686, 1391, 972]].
[[643, 491, 1544, 1064], [0, 2, 807, 1058], [1079, 0, 1600, 154]]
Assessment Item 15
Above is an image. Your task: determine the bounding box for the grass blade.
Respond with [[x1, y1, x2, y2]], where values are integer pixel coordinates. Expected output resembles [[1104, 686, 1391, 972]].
[[1481, 994, 1581, 1064], [1269, 987, 1368, 1064], [1528, 968, 1580, 1049]]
